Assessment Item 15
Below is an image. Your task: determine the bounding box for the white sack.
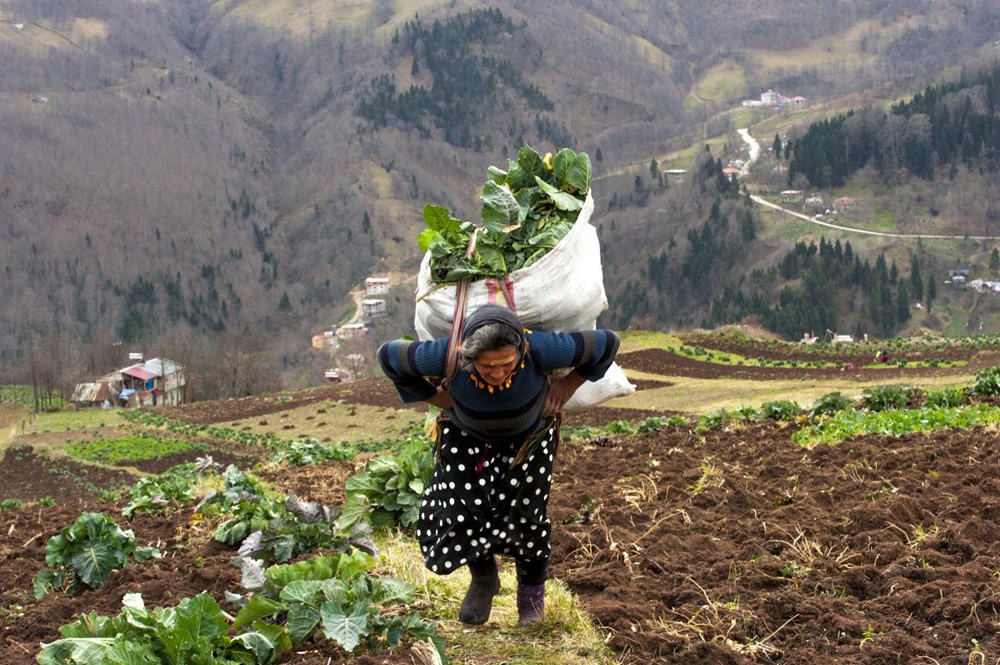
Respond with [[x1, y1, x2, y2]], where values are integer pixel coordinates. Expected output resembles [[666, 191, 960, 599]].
[[414, 190, 635, 410]]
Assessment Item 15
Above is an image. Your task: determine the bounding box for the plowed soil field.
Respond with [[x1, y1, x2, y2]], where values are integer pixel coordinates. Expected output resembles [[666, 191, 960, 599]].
[[3, 337, 1000, 664]]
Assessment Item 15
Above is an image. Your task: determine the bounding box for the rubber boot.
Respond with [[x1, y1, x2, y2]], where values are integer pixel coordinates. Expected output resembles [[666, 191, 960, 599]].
[[459, 557, 500, 625], [516, 581, 545, 626]]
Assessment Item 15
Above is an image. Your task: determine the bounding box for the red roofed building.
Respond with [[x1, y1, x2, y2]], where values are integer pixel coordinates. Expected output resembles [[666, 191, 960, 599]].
[[834, 196, 857, 211]]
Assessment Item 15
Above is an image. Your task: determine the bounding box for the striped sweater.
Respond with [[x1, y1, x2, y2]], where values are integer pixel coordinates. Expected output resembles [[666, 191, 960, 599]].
[[377, 329, 620, 444]]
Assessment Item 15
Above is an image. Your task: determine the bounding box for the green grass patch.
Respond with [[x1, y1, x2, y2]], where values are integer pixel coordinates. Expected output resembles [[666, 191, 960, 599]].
[[792, 403, 1000, 446], [28, 408, 121, 434], [869, 209, 896, 231], [377, 531, 617, 664], [693, 61, 746, 103], [66, 436, 210, 465]]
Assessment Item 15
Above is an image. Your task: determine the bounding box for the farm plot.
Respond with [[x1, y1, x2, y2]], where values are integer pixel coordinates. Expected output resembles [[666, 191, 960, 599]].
[[1, 333, 999, 664], [548, 421, 1000, 663]]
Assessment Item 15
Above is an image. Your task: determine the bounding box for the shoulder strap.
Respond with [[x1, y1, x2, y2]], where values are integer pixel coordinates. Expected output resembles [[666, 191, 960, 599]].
[[441, 235, 520, 385], [442, 230, 479, 385]]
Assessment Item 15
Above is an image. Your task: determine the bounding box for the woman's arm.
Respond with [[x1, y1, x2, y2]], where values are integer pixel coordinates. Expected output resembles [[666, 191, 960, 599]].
[[377, 338, 449, 403]]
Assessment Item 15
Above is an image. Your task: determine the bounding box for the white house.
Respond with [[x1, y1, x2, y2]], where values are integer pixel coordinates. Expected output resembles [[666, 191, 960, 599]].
[[362, 299, 387, 320], [365, 276, 389, 295]]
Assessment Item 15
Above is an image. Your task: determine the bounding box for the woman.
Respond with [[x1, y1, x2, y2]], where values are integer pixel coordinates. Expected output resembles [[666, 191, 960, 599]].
[[377, 304, 620, 626]]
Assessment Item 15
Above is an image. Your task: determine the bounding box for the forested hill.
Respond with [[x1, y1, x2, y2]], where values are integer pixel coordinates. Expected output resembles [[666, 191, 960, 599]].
[[2, 0, 999, 394], [787, 66, 1000, 191], [598, 67, 1000, 342]]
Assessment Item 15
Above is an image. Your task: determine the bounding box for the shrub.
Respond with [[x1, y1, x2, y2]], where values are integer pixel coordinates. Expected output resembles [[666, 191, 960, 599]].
[[337, 437, 435, 531], [605, 420, 634, 434], [971, 366, 1000, 397], [694, 410, 730, 434], [757, 400, 802, 421], [862, 385, 909, 411], [810, 391, 854, 417], [924, 387, 966, 409], [33, 512, 161, 597]]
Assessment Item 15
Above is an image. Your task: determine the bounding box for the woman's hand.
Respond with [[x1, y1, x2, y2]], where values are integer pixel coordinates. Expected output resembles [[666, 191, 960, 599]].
[[426, 385, 453, 410], [543, 371, 586, 417]]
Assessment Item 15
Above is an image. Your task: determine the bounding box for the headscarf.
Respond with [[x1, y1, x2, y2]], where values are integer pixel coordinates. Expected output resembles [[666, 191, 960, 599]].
[[460, 304, 526, 354]]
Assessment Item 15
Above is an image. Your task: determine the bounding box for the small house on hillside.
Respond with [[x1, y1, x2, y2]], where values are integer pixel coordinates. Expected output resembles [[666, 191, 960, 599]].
[[119, 357, 186, 407], [337, 322, 368, 339], [365, 277, 389, 295], [72, 357, 186, 408], [781, 190, 804, 204], [362, 299, 387, 320], [805, 195, 825, 211], [834, 197, 857, 211], [71, 379, 119, 408], [722, 166, 741, 179]]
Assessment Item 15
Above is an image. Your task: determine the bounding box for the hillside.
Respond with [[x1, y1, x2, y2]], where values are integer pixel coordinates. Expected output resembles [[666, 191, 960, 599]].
[[2, 0, 1000, 395]]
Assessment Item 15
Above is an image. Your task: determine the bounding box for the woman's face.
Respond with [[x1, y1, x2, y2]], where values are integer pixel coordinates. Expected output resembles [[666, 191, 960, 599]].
[[473, 346, 519, 386]]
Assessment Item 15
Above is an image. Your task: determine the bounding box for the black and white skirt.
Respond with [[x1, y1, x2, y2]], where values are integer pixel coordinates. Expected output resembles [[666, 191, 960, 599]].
[[417, 419, 558, 574]]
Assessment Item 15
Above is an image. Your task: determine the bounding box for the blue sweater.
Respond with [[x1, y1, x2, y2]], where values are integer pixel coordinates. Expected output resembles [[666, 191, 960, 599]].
[[378, 329, 620, 444]]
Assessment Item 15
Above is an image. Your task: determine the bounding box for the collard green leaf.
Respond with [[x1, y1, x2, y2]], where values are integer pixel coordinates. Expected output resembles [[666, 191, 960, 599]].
[[320, 601, 371, 653], [230, 630, 278, 665], [214, 517, 251, 545], [286, 602, 321, 644], [534, 176, 583, 212], [422, 204, 464, 233], [58, 611, 121, 639], [486, 165, 508, 184], [334, 494, 371, 533], [132, 546, 161, 563], [70, 543, 121, 588], [33, 568, 61, 599], [235, 556, 267, 591], [480, 181, 521, 233], [417, 228, 438, 253], [473, 242, 507, 275], [421, 144, 588, 283], [155, 594, 229, 663], [515, 145, 547, 185], [371, 577, 414, 605], [37, 638, 117, 665], [234, 595, 286, 629]]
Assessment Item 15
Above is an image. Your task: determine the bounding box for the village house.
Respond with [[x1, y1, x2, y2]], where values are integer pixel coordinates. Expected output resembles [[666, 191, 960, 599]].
[[362, 298, 388, 320], [72, 357, 186, 408], [834, 196, 857, 212], [781, 190, 805, 204], [805, 195, 825, 211], [336, 322, 368, 339], [365, 276, 389, 296], [663, 169, 687, 182], [744, 90, 808, 109]]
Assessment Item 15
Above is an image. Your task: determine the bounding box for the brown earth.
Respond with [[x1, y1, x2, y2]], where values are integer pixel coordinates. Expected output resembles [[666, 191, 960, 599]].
[[2, 338, 1000, 663]]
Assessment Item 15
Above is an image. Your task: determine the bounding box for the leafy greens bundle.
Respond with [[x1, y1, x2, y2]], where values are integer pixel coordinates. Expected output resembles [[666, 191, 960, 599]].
[[419, 145, 591, 283]]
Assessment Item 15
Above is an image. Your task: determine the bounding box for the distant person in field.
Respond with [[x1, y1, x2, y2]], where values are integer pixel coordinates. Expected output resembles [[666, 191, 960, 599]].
[[377, 304, 620, 627], [877, 348, 890, 363]]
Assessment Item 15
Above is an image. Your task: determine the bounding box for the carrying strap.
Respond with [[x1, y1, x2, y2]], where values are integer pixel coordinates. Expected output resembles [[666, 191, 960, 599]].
[[442, 231, 518, 386]]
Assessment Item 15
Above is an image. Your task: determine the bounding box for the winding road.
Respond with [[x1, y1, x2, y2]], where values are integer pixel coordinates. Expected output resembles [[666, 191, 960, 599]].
[[736, 129, 1000, 241]]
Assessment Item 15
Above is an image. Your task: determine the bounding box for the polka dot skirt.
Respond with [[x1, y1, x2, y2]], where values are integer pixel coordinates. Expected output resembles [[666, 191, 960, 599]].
[[417, 421, 557, 574]]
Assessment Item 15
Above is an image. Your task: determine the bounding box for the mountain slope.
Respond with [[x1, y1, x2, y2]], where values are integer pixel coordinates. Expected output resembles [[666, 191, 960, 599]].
[[2, 0, 999, 391]]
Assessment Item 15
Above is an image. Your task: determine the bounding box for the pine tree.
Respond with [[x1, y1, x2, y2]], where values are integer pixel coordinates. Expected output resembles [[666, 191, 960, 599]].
[[773, 134, 782, 157], [910, 258, 924, 302], [990, 248, 1000, 276], [927, 274, 937, 312]]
